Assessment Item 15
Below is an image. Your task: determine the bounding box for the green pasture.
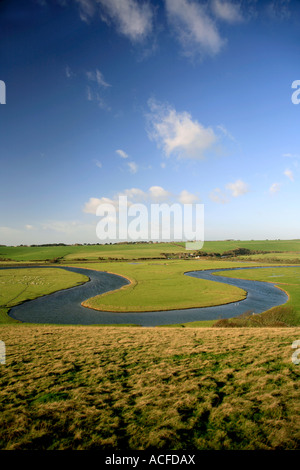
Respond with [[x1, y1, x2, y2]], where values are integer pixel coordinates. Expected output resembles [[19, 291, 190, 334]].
[[1, 239, 300, 262], [0, 242, 186, 262], [239, 252, 300, 263], [213, 266, 300, 314], [0, 268, 88, 324], [0, 325, 299, 450], [0, 244, 299, 451], [80, 259, 249, 312], [1, 259, 300, 326]]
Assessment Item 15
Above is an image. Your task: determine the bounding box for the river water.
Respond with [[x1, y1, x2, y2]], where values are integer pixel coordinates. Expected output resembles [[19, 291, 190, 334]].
[[2, 265, 291, 326]]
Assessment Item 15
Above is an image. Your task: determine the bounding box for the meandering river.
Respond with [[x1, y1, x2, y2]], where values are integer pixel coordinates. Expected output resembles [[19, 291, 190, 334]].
[[2, 265, 291, 326]]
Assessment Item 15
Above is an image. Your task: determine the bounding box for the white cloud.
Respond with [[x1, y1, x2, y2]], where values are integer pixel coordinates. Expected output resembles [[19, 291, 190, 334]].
[[216, 124, 237, 142], [148, 186, 171, 202], [25, 225, 34, 230], [178, 190, 199, 204], [97, 0, 154, 42], [86, 85, 93, 101], [94, 160, 102, 168], [269, 182, 281, 194], [119, 188, 147, 202], [266, 0, 291, 20], [84, 186, 174, 215], [284, 168, 294, 182], [116, 149, 129, 159], [209, 187, 229, 204], [86, 69, 111, 109], [147, 99, 217, 159], [86, 69, 111, 88], [65, 65, 75, 78], [74, 0, 96, 23], [283, 153, 300, 159], [211, 0, 243, 23], [84, 186, 203, 220], [165, 0, 224, 57], [83, 197, 118, 214], [226, 179, 249, 197], [127, 161, 138, 174]]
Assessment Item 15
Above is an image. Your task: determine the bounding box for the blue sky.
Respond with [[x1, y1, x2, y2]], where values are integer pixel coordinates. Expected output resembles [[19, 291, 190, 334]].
[[0, 0, 300, 245]]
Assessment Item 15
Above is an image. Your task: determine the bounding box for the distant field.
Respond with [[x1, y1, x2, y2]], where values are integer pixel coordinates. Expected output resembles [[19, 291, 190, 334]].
[[213, 266, 300, 318], [239, 252, 300, 263], [1, 260, 300, 326], [0, 268, 88, 324], [80, 259, 248, 312], [1, 239, 300, 261], [0, 325, 299, 450], [0, 243, 186, 262]]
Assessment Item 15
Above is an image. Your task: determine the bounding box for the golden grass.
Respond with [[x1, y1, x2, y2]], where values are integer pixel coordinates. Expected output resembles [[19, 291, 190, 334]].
[[0, 325, 299, 450]]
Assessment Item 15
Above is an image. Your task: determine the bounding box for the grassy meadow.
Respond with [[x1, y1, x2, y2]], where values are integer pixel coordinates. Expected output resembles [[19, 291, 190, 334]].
[[0, 241, 299, 450], [1, 239, 300, 262], [0, 268, 88, 324], [80, 259, 249, 313], [0, 325, 299, 450]]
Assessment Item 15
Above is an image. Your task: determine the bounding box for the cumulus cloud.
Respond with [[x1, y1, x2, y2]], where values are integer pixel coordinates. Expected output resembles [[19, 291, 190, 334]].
[[119, 188, 147, 202], [178, 190, 199, 204], [165, 0, 225, 58], [284, 168, 294, 181], [148, 186, 172, 202], [127, 161, 138, 174], [116, 149, 129, 159], [84, 185, 203, 218], [269, 182, 281, 194], [209, 187, 229, 204], [83, 197, 120, 215], [147, 99, 217, 159], [226, 179, 249, 197], [211, 0, 243, 23]]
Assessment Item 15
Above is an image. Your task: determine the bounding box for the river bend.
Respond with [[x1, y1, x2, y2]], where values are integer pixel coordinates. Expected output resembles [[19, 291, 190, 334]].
[[2, 265, 291, 326]]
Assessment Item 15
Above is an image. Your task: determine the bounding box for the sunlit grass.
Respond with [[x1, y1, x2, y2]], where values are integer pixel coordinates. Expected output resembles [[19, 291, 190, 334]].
[[213, 266, 300, 321], [79, 260, 249, 312], [0, 268, 88, 323], [0, 325, 299, 450]]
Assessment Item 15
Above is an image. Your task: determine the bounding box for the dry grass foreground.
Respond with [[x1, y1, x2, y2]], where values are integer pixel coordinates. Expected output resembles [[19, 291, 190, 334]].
[[0, 325, 299, 450]]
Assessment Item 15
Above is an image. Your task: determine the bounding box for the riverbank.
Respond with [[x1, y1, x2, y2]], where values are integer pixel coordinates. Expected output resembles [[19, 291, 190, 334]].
[[3, 264, 297, 327]]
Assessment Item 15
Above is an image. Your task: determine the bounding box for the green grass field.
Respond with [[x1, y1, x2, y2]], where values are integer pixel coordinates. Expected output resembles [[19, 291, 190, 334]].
[[80, 259, 249, 312], [0, 268, 88, 324], [1, 239, 300, 261], [0, 325, 299, 450], [0, 241, 299, 450]]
